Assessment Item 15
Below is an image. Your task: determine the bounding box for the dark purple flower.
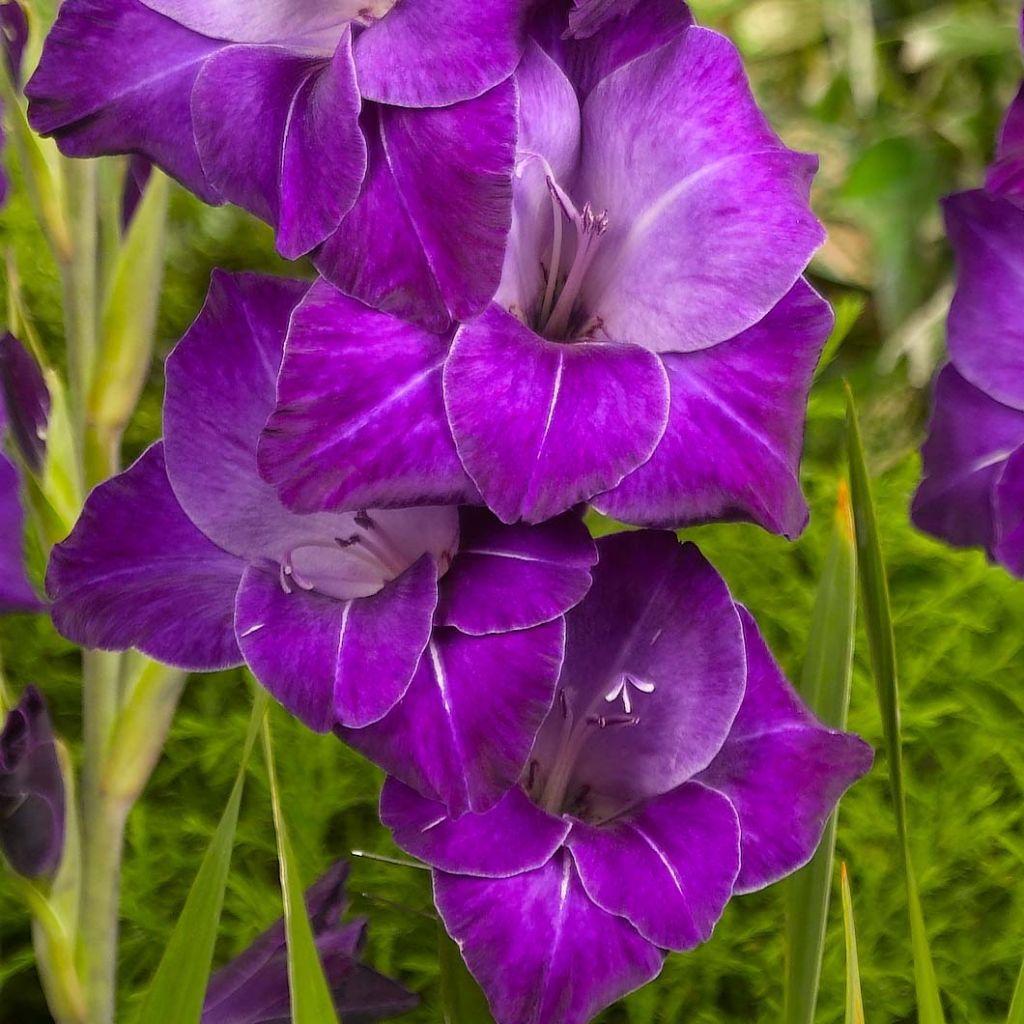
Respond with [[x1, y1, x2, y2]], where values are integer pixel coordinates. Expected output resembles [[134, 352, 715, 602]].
[[47, 271, 595, 815], [202, 861, 417, 1024], [0, 332, 50, 475], [913, 185, 1024, 576], [0, 686, 65, 879], [0, 0, 28, 207], [260, 16, 830, 534], [380, 531, 872, 1024], [26, 0, 527, 329]]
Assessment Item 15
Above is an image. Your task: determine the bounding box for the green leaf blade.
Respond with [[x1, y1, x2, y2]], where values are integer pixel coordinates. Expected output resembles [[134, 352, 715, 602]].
[[841, 863, 866, 1024], [438, 924, 494, 1024]]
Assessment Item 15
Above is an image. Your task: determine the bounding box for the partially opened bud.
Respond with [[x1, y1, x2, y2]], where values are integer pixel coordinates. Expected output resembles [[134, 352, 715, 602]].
[[0, 686, 65, 879], [0, 331, 50, 475]]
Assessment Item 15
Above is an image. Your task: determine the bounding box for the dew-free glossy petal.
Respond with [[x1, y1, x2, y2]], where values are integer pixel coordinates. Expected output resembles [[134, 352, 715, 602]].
[[259, 279, 473, 513], [594, 281, 830, 537], [338, 621, 564, 817], [579, 28, 822, 352], [46, 445, 243, 670], [436, 509, 596, 635], [567, 782, 739, 949], [26, 0, 223, 203], [445, 305, 670, 524], [696, 608, 872, 893], [434, 853, 662, 1024], [531, 532, 745, 817], [944, 190, 1024, 411], [235, 555, 437, 732], [381, 778, 570, 878], [192, 33, 365, 258], [354, 0, 526, 107], [912, 365, 1024, 552], [316, 84, 515, 330]]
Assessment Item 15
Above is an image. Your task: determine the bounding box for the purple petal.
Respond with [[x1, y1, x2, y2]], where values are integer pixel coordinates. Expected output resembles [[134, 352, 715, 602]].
[[354, 0, 526, 107], [381, 778, 570, 878], [1, 1, 28, 87], [567, 782, 739, 950], [445, 304, 670, 524], [696, 608, 872, 893], [944, 189, 1024, 411], [315, 83, 516, 331], [46, 444, 244, 671], [338, 621, 564, 817], [258, 279, 475, 514], [987, 84, 1024, 198], [994, 446, 1024, 577], [530, 532, 746, 818], [139, 0, 346, 47], [0, 686, 64, 878], [435, 508, 596, 635], [434, 853, 663, 1024], [191, 32, 365, 259], [235, 555, 438, 732], [0, 334, 50, 474], [26, 0, 223, 204], [578, 27, 822, 352], [912, 365, 1024, 553], [594, 280, 831, 537], [0, 448, 41, 613]]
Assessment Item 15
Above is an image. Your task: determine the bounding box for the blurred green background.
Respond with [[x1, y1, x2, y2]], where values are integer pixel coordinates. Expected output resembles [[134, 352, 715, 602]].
[[3, 0, 1024, 1021]]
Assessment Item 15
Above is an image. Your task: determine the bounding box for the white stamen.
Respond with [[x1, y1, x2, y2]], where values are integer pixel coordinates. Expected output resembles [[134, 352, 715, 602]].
[[603, 674, 656, 715]]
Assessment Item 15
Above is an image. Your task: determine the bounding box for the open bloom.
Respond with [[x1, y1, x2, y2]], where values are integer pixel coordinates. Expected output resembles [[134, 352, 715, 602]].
[[26, 0, 527, 330], [913, 89, 1024, 576], [202, 861, 417, 1024], [0, 686, 65, 879], [380, 531, 871, 1024], [260, 8, 831, 533], [47, 271, 595, 815]]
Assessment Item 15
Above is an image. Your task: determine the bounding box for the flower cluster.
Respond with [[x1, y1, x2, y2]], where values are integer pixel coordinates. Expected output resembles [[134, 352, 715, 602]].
[[913, 22, 1024, 576], [29, 0, 871, 1020]]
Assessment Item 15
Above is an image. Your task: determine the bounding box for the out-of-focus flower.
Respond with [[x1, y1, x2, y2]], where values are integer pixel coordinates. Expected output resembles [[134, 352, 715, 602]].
[[201, 861, 417, 1024], [26, 0, 529, 329], [913, 87, 1024, 576], [382, 531, 872, 1024], [48, 271, 596, 816], [260, 9, 830, 533], [0, 686, 65, 879], [0, 0, 29, 207]]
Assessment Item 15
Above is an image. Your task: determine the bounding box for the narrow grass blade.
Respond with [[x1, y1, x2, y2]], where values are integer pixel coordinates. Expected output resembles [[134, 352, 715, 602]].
[[845, 385, 946, 1024], [840, 863, 866, 1024], [814, 294, 866, 381], [438, 924, 494, 1024], [135, 690, 267, 1024], [1007, 953, 1024, 1024], [783, 481, 857, 1024], [261, 713, 339, 1024]]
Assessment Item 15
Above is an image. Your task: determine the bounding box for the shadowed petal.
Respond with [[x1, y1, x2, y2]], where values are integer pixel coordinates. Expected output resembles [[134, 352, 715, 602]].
[[381, 778, 570, 878], [338, 621, 564, 817], [235, 555, 438, 732], [354, 0, 526, 107], [445, 305, 670, 524], [259, 280, 474, 514], [567, 782, 739, 949], [0, 333, 50, 474], [434, 853, 662, 1024], [579, 27, 822, 352], [26, 0, 223, 203], [436, 509, 596, 635], [192, 32, 365, 258], [46, 444, 243, 671], [316, 84, 515, 331], [696, 608, 872, 893], [530, 532, 745, 818], [912, 365, 1024, 553], [987, 84, 1024, 197], [594, 281, 830, 537], [944, 190, 1024, 411], [0, 449, 40, 613], [994, 446, 1024, 577]]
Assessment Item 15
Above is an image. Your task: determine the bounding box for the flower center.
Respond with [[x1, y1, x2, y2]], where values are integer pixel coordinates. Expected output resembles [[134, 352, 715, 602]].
[[536, 177, 609, 342], [526, 672, 657, 821], [346, 0, 398, 26]]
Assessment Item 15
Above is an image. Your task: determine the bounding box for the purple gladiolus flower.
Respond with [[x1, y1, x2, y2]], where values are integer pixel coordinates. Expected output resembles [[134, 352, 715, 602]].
[[260, 11, 831, 534], [0, 0, 28, 207], [25, 0, 527, 329], [0, 686, 65, 879], [913, 88, 1024, 576], [380, 531, 872, 1024], [47, 271, 596, 815], [202, 861, 417, 1024]]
